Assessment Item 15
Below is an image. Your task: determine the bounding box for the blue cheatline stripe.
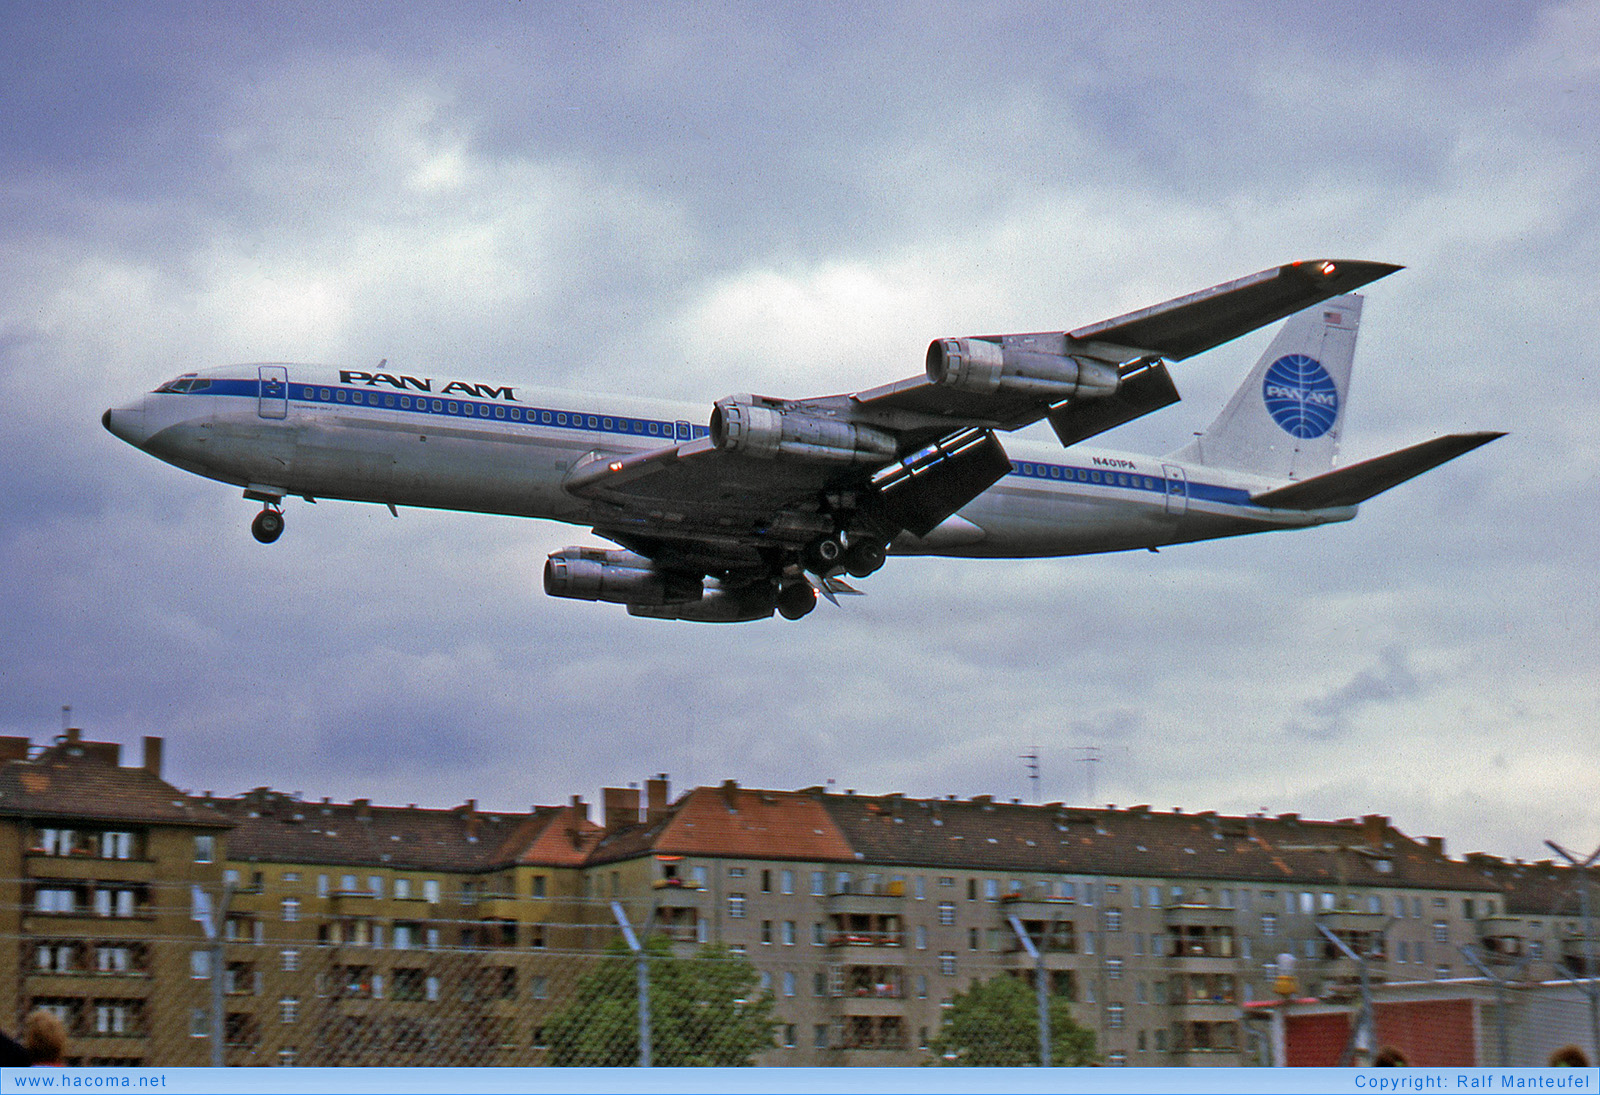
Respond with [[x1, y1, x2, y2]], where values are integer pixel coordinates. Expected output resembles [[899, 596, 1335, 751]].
[[193, 378, 1259, 506], [1005, 460, 1252, 507], [191, 378, 709, 442]]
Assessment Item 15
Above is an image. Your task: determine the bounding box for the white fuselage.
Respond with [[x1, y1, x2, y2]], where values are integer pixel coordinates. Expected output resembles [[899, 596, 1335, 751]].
[[103, 364, 1353, 557]]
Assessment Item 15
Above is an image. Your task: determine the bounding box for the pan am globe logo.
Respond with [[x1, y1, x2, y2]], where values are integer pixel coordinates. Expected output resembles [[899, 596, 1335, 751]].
[[1262, 354, 1339, 438]]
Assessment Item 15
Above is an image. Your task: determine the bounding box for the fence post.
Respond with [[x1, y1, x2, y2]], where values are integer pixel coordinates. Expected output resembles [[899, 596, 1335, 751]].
[[192, 881, 235, 1067], [1007, 914, 1049, 1066], [611, 900, 650, 1067]]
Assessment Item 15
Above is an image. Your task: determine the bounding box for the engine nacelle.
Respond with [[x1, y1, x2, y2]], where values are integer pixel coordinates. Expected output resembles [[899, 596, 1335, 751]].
[[627, 579, 777, 623], [542, 547, 703, 607], [926, 338, 1120, 401], [710, 396, 897, 463]]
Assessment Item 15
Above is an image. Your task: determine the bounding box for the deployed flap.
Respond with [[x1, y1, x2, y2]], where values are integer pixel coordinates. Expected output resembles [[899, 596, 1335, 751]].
[[864, 429, 1013, 538], [1048, 362, 1181, 447], [1251, 432, 1504, 510], [1071, 259, 1401, 361]]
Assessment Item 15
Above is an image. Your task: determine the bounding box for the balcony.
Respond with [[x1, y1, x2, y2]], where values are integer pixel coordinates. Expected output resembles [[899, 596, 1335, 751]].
[[827, 882, 906, 916], [829, 929, 906, 951], [1165, 903, 1236, 928]]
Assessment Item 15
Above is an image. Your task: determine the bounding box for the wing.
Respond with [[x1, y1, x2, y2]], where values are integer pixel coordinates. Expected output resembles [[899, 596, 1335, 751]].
[[564, 259, 1402, 573]]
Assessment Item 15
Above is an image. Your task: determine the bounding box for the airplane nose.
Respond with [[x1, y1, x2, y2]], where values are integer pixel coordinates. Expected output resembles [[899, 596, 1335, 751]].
[[103, 405, 150, 447]]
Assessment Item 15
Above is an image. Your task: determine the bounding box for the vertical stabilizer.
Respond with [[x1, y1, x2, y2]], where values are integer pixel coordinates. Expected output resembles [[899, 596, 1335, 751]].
[[1170, 294, 1362, 480]]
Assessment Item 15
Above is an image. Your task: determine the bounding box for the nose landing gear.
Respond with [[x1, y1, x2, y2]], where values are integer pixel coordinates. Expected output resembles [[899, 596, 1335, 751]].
[[251, 504, 284, 544]]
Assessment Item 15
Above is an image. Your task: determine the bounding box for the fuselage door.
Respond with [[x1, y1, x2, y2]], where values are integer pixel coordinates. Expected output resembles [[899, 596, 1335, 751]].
[[258, 365, 288, 419], [1162, 464, 1188, 517]]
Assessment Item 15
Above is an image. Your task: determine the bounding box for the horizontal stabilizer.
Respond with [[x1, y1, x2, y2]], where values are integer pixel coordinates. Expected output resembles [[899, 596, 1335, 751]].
[[1251, 432, 1505, 510]]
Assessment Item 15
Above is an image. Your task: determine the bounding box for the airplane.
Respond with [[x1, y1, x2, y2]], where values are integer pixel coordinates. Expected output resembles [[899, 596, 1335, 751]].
[[103, 259, 1501, 623]]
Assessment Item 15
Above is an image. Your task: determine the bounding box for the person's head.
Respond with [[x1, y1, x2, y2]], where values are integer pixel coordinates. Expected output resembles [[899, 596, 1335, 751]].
[[22, 1010, 67, 1065]]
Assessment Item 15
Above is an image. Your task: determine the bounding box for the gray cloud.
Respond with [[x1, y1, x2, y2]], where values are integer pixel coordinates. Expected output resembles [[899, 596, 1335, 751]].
[[0, 3, 1595, 861]]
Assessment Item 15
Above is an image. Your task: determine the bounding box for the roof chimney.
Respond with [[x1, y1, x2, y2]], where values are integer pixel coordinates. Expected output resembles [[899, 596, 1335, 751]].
[[1361, 813, 1387, 847], [1425, 836, 1445, 856], [568, 795, 588, 822], [142, 736, 163, 779], [720, 779, 739, 810], [603, 786, 640, 831], [353, 798, 371, 820], [646, 775, 670, 823]]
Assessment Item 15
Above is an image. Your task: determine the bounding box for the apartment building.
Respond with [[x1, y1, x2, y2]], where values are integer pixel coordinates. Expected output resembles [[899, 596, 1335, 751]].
[[0, 728, 1589, 1068], [214, 786, 603, 1065], [591, 781, 1513, 1066], [0, 729, 231, 1065]]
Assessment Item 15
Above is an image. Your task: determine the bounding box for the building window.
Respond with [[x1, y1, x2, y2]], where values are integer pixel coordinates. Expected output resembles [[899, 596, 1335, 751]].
[[194, 835, 215, 864], [728, 893, 746, 919], [1106, 909, 1122, 932], [1107, 957, 1123, 980], [1432, 921, 1448, 943], [424, 879, 441, 904], [939, 952, 956, 976], [938, 902, 956, 926], [191, 952, 211, 979], [281, 950, 298, 973], [760, 869, 771, 892], [781, 870, 794, 895], [814, 1024, 829, 1050], [1108, 1003, 1124, 1029], [811, 872, 826, 896], [279, 997, 298, 1024], [915, 925, 928, 949], [783, 920, 796, 945], [760, 920, 773, 943], [783, 1023, 797, 1049], [282, 898, 299, 922], [782, 972, 796, 997], [1262, 914, 1277, 937]]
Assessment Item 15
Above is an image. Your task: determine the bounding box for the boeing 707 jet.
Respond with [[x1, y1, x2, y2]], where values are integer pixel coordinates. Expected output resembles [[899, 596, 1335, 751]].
[[104, 260, 1501, 622]]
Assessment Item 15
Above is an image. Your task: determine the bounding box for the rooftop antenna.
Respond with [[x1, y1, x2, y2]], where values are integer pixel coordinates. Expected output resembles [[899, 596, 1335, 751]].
[[1074, 746, 1102, 805], [1020, 749, 1040, 803], [61, 705, 71, 733]]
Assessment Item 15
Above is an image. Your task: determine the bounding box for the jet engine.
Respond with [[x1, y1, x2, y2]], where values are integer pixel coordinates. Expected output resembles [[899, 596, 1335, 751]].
[[542, 547, 703, 607], [926, 338, 1120, 401], [627, 579, 779, 623], [710, 396, 897, 463]]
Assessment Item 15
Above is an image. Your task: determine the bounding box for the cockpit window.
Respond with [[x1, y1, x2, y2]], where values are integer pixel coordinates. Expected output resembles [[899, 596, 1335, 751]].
[[154, 375, 211, 394]]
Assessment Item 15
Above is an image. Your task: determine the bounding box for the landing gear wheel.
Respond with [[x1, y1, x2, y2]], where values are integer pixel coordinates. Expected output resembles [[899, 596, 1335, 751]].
[[251, 509, 284, 544], [803, 536, 844, 574], [843, 540, 886, 578], [776, 579, 817, 620]]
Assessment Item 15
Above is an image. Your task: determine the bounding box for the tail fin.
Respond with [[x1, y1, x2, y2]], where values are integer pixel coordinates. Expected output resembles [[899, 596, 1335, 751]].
[[1170, 293, 1363, 480]]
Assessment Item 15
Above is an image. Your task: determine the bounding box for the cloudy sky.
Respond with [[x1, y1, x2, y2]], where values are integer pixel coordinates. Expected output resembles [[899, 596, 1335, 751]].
[[2, 2, 1596, 864]]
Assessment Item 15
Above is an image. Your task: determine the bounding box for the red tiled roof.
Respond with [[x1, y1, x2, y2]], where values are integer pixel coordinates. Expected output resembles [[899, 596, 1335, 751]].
[[588, 782, 855, 865]]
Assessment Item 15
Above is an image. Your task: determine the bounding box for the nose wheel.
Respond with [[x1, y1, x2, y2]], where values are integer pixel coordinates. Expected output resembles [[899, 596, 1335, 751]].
[[251, 506, 284, 544]]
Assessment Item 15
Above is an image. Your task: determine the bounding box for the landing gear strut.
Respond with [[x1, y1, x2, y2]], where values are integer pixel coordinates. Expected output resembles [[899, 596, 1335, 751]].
[[251, 506, 284, 544]]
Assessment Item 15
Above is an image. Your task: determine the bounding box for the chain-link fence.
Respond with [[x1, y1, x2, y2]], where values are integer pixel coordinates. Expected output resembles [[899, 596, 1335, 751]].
[[5, 886, 1598, 1068]]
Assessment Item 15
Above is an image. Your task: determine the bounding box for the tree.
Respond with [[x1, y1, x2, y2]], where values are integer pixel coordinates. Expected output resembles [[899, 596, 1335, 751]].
[[929, 974, 1097, 1066], [544, 936, 777, 1066]]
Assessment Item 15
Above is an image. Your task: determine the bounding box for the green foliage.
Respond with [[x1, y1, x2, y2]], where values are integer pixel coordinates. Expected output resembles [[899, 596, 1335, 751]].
[[929, 974, 1097, 1066], [544, 936, 777, 1066]]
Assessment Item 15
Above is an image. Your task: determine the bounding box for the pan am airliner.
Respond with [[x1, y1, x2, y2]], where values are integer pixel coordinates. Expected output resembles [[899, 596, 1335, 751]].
[[104, 260, 1501, 622]]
